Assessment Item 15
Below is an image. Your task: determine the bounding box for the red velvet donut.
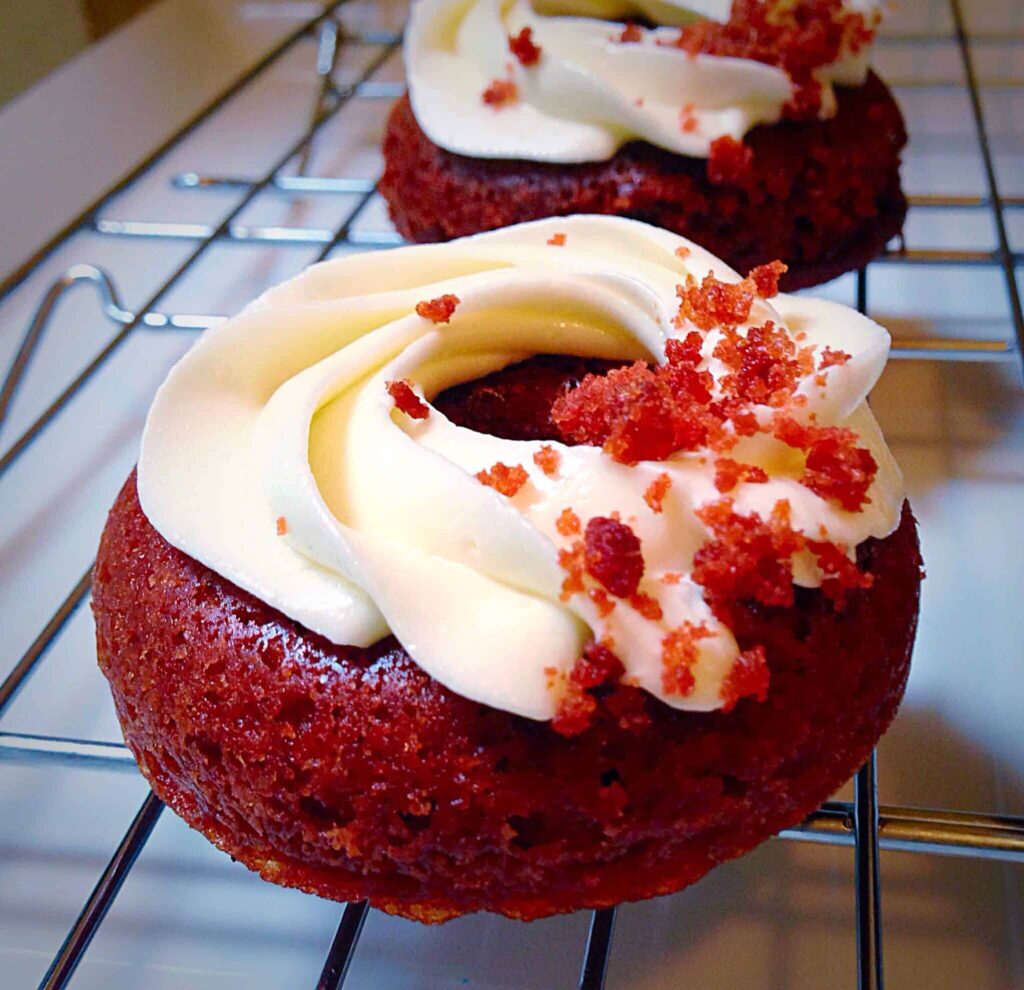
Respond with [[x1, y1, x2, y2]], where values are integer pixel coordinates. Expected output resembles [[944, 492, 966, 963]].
[[379, 72, 907, 292], [93, 357, 922, 922]]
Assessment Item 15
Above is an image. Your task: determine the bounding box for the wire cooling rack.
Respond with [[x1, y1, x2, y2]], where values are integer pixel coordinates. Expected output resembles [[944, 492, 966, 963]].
[[0, 1, 1022, 988]]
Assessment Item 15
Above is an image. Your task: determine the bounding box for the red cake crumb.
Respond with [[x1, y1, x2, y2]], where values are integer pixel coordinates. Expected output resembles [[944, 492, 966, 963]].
[[713, 320, 815, 408], [675, 246, 691, 260], [720, 645, 770, 712], [644, 473, 672, 513], [533, 444, 561, 475], [749, 260, 788, 298], [509, 27, 542, 67], [558, 540, 586, 600], [774, 416, 877, 510], [415, 293, 460, 324], [547, 232, 567, 246], [556, 507, 581, 537], [588, 588, 616, 617], [387, 379, 430, 420], [584, 516, 645, 598], [630, 591, 663, 621], [276, 516, 288, 536], [680, 103, 698, 133], [707, 135, 754, 186], [674, 0, 878, 120], [482, 77, 518, 108], [476, 462, 529, 497], [661, 622, 712, 696], [714, 458, 769, 493], [661, 572, 683, 585], [676, 270, 756, 331], [619, 22, 643, 43], [819, 347, 851, 369], [808, 539, 874, 607], [693, 498, 804, 613], [551, 642, 624, 737]]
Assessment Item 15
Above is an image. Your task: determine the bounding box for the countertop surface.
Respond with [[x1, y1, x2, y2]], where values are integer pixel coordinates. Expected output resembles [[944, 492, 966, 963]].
[[1, 0, 1023, 987]]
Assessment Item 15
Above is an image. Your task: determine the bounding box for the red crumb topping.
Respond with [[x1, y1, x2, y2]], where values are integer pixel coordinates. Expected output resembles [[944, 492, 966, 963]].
[[714, 458, 769, 493], [619, 22, 643, 43], [819, 347, 852, 369], [476, 461, 529, 497], [588, 588, 616, 617], [557, 540, 586, 601], [661, 622, 712, 696], [644, 473, 672, 513], [720, 645, 770, 712], [551, 333, 713, 464], [630, 591, 663, 621], [674, 0, 878, 120], [482, 77, 518, 107], [556, 507, 581, 537], [807, 539, 873, 607], [675, 245, 691, 260], [387, 379, 430, 420], [415, 293, 460, 324], [508, 27, 542, 66], [749, 260, 788, 298], [276, 516, 288, 536], [713, 320, 815, 408], [680, 103, 698, 133], [584, 516, 645, 599], [533, 444, 561, 476], [693, 498, 805, 614], [661, 572, 683, 585], [774, 416, 877, 510], [708, 135, 754, 186], [676, 270, 756, 332], [547, 232, 567, 246], [551, 642, 624, 737]]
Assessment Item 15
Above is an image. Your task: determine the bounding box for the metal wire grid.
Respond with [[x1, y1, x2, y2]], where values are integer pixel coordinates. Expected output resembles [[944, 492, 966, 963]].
[[0, 0, 1022, 987]]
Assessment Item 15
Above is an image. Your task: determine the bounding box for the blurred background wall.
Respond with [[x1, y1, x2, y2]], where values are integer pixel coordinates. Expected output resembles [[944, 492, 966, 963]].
[[0, 0, 156, 107]]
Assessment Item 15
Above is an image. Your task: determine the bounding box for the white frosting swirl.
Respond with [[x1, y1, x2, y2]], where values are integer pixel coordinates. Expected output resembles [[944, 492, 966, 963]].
[[406, 0, 877, 163], [138, 216, 903, 721]]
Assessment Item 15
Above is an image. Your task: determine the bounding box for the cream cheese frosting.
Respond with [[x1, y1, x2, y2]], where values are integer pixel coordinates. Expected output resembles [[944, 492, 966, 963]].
[[406, 0, 879, 163], [138, 216, 903, 722]]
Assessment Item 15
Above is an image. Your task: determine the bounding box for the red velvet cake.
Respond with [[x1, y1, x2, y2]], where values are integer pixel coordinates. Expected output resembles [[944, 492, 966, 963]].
[[92, 218, 922, 921]]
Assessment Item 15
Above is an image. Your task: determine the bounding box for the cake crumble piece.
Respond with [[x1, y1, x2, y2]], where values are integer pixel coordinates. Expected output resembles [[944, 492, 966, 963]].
[[819, 347, 852, 369], [415, 293, 460, 324], [676, 270, 756, 331], [386, 379, 430, 420], [588, 587, 616, 617], [533, 444, 561, 475], [584, 516, 645, 598], [661, 571, 682, 585], [482, 77, 518, 107], [547, 232, 567, 246], [720, 645, 769, 712], [644, 473, 672, 513], [629, 591, 663, 621], [508, 26, 542, 66], [807, 539, 873, 607], [661, 622, 712, 696], [679, 103, 698, 133], [675, 245, 691, 260], [748, 260, 788, 298], [550, 642, 624, 737], [476, 461, 529, 497], [557, 540, 586, 600], [714, 458, 769, 493], [618, 22, 643, 43], [556, 507, 581, 537], [276, 516, 288, 536]]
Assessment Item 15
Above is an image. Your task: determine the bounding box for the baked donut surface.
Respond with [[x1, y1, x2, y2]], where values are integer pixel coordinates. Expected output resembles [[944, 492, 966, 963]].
[[379, 72, 907, 292], [94, 356, 921, 922]]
